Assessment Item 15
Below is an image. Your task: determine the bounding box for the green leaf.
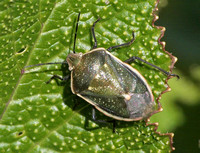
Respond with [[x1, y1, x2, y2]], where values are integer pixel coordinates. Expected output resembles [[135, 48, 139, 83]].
[[150, 69, 200, 132], [0, 0, 176, 152]]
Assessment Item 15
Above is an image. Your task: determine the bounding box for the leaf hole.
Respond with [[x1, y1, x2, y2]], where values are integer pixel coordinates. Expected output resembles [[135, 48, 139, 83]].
[[18, 131, 23, 136], [16, 47, 27, 54]]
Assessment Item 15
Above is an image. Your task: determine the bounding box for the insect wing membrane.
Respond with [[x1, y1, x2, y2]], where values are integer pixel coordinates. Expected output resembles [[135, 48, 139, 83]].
[[72, 49, 156, 120]]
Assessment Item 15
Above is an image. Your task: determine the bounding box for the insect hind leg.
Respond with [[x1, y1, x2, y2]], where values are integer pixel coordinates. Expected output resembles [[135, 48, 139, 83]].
[[124, 56, 180, 79]]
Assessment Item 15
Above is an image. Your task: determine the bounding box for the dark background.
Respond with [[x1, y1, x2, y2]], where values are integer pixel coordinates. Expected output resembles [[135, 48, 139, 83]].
[[158, 0, 200, 72], [155, 0, 200, 152]]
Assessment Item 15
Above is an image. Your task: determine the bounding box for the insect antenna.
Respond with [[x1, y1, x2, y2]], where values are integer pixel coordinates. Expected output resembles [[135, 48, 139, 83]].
[[21, 13, 81, 74], [73, 12, 81, 53], [21, 62, 68, 74]]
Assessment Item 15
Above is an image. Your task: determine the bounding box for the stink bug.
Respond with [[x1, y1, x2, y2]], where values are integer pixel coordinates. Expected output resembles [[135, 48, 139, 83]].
[[22, 13, 179, 131]]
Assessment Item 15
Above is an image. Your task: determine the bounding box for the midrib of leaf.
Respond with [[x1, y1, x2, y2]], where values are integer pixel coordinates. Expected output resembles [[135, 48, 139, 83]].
[[0, 0, 52, 120]]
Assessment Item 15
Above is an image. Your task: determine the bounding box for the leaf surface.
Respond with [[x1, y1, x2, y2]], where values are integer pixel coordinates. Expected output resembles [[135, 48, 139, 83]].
[[0, 0, 175, 152]]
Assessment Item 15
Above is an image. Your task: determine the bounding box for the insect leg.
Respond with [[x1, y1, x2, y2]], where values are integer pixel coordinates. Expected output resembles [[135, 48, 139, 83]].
[[92, 107, 116, 133], [124, 56, 180, 79], [91, 18, 101, 49], [107, 32, 135, 51], [112, 120, 116, 133], [72, 97, 82, 110], [46, 74, 70, 84]]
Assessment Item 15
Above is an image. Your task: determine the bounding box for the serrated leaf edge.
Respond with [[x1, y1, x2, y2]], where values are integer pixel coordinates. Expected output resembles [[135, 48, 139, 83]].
[[146, 0, 177, 151]]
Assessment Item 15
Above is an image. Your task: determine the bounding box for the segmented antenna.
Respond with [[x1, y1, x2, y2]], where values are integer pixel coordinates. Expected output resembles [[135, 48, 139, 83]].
[[21, 62, 68, 74], [73, 12, 80, 53], [21, 13, 81, 74]]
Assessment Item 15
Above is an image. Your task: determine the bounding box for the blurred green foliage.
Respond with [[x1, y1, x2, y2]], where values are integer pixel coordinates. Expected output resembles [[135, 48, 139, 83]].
[[150, 68, 200, 152], [151, 0, 200, 152], [151, 69, 200, 131]]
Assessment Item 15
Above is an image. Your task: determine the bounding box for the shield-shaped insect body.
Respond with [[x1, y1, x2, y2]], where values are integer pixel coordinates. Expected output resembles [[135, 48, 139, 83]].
[[22, 13, 178, 124], [67, 48, 155, 121]]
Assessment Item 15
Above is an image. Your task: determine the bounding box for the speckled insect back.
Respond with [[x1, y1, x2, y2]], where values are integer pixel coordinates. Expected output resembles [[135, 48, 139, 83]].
[[67, 48, 155, 121]]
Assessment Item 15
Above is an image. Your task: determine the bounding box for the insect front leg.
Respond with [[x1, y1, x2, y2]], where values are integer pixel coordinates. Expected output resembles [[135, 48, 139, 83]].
[[124, 56, 180, 79], [92, 107, 116, 133], [46, 74, 70, 84]]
